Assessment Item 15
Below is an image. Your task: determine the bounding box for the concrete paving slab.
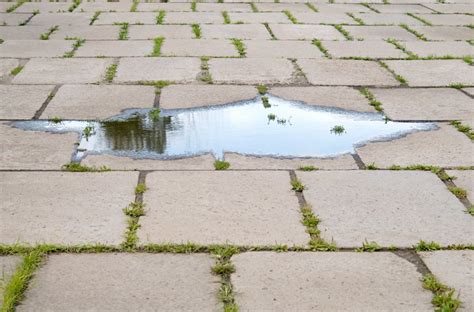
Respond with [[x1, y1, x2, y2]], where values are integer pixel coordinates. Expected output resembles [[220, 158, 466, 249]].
[[50, 25, 121, 40], [255, 3, 314, 12], [415, 13, 473, 26], [269, 86, 374, 112], [0, 256, 21, 307], [371, 4, 434, 13], [353, 12, 424, 25], [446, 170, 473, 203], [165, 12, 223, 24], [17, 254, 221, 312], [228, 12, 291, 24], [315, 4, 372, 13], [0, 85, 55, 119], [82, 154, 215, 170], [0, 13, 31, 26], [410, 26, 474, 41], [323, 40, 407, 58], [28, 13, 93, 26], [384, 60, 474, 87], [370, 88, 474, 121], [419, 251, 473, 312], [160, 84, 258, 109], [75, 40, 154, 57], [200, 24, 271, 39], [291, 12, 354, 24], [94, 12, 157, 25], [115, 57, 200, 83], [161, 39, 239, 57], [232, 252, 433, 311], [299, 170, 474, 247], [356, 123, 474, 167], [224, 152, 358, 169], [268, 24, 345, 40], [43, 85, 155, 120], [138, 171, 308, 246], [297, 59, 399, 86], [0, 122, 77, 170], [136, 3, 191, 12], [244, 40, 323, 58], [402, 41, 473, 58], [77, 1, 132, 12], [196, 3, 253, 12], [0, 25, 48, 40], [128, 25, 193, 39], [424, 3, 474, 14], [209, 58, 294, 84], [343, 25, 420, 41], [0, 171, 137, 245], [13, 58, 111, 84], [0, 40, 72, 58], [0, 58, 19, 80], [14, 2, 70, 13]]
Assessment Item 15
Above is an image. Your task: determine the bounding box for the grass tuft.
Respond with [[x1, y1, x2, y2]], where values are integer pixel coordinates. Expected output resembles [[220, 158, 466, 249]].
[[156, 10, 166, 24], [448, 186, 467, 199], [298, 165, 319, 171], [257, 84, 267, 95], [10, 66, 23, 76], [379, 61, 407, 85], [222, 11, 231, 24], [423, 274, 461, 311], [231, 38, 246, 57], [312, 39, 331, 58], [40, 25, 59, 40], [105, 63, 117, 83], [356, 240, 381, 252], [359, 88, 383, 112], [135, 183, 148, 194], [63, 38, 85, 57], [214, 160, 230, 170], [291, 179, 305, 192], [250, 2, 258, 12], [334, 24, 353, 40], [90, 11, 101, 25], [192, 24, 201, 39], [283, 10, 298, 24], [305, 3, 318, 12], [399, 23, 427, 41], [123, 202, 146, 218], [61, 163, 111, 172], [118, 23, 129, 40], [68, 0, 81, 12], [450, 120, 474, 141], [191, 1, 197, 12], [150, 37, 164, 56], [415, 240, 441, 251], [347, 12, 365, 25]]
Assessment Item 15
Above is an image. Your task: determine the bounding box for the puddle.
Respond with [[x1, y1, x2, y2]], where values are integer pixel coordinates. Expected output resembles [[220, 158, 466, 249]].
[[12, 95, 437, 161]]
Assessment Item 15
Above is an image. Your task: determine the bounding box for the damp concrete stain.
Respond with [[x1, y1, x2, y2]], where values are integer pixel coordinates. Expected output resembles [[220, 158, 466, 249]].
[[12, 95, 437, 161]]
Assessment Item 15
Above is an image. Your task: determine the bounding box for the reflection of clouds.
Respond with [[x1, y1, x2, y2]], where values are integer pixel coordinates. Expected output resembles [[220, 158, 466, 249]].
[[12, 95, 436, 160]]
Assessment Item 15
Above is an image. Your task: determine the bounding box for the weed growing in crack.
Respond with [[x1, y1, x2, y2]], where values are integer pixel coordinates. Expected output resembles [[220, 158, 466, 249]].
[[40, 25, 59, 40], [222, 11, 231, 24], [211, 246, 239, 312], [359, 88, 383, 112], [312, 39, 331, 58], [415, 240, 441, 251], [150, 37, 164, 56], [200, 72, 213, 84], [135, 183, 148, 194], [291, 179, 305, 192], [63, 38, 85, 57], [123, 202, 146, 218], [305, 3, 318, 12], [214, 160, 230, 170], [231, 38, 246, 57], [49, 116, 62, 124], [366, 163, 378, 170], [156, 10, 166, 24], [191, 1, 197, 12], [257, 84, 267, 95], [379, 61, 408, 85], [406, 13, 432, 26], [386, 38, 418, 59], [298, 165, 319, 171], [334, 24, 353, 40], [61, 163, 111, 172], [450, 120, 474, 140], [10, 66, 23, 76], [192, 23, 201, 38], [130, 0, 138, 12], [90, 11, 101, 25], [347, 13, 365, 25], [105, 63, 117, 83], [448, 186, 467, 199], [263, 22, 276, 40], [283, 10, 299, 24], [6, 0, 26, 13], [68, 0, 81, 12], [117, 23, 129, 40], [449, 83, 465, 89], [250, 2, 258, 12], [422, 274, 461, 312], [467, 205, 474, 216], [399, 24, 427, 41], [355, 240, 381, 252]]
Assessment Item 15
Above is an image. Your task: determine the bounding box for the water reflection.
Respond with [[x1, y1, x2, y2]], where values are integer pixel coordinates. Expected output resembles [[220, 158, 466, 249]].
[[13, 95, 437, 160]]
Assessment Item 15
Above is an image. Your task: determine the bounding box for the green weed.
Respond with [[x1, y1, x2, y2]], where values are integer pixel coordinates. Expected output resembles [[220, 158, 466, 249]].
[[135, 183, 148, 194], [330, 125, 345, 135], [192, 23, 201, 38], [214, 160, 230, 170], [291, 179, 305, 192], [257, 84, 267, 95], [150, 37, 164, 56], [10, 66, 23, 76], [156, 10, 166, 24], [415, 240, 441, 251], [298, 165, 319, 171], [105, 63, 117, 83], [149, 108, 161, 121], [61, 163, 111, 172], [231, 38, 246, 57]]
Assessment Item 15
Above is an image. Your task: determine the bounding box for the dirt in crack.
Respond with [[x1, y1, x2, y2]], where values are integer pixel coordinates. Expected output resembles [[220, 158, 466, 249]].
[[12, 95, 437, 161]]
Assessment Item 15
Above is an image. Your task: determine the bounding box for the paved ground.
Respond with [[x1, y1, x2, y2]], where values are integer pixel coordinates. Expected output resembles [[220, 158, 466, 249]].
[[0, 0, 473, 311]]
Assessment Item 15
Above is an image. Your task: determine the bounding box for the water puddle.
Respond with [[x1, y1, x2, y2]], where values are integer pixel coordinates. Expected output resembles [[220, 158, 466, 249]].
[[12, 95, 436, 161]]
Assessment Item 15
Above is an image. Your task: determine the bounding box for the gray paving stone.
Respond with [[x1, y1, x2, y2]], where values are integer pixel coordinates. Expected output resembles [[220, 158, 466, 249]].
[[244, 40, 323, 58], [44, 85, 155, 120], [446, 170, 473, 203], [13, 58, 111, 84], [17, 254, 221, 311], [138, 171, 308, 246], [269, 86, 374, 112], [370, 88, 474, 121], [77, 1, 132, 12], [402, 41, 473, 58], [0, 40, 72, 58], [196, 3, 253, 12], [209, 58, 294, 84], [0, 58, 19, 80], [161, 39, 238, 57], [299, 170, 474, 247], [165, 12, 223, 24], [50, 25, 121, 40], [371, 4, 434, 13], [267, 24, 345, 40], [160, 84, 258, 109], [136, 3, 191, 12], [424, 3, 474, 14], [315, 4, 372, 13], [343, 25, 419, 41], [14, 2, 70, 13], [0, 171, 137, 245], [200, 24, 271, 39], [415, 13, 473, 26], [75, 40, 154, 57], [411, 26, 474, 41], [322, 40, 407, 58], [419, 251, 473, 312], [255, 3, 314, 12], [291, 12, 354, 24], [228, 12, 291, 24], [297, 59, 399, 86], [94, 12, 157, 25], [0, 13, 31, 26], [353, 12, 424, 25], [0, 256, 21, 307], [224, 152, 358, 169], [28, 13, 93, 26], [0, 85, 55, 119], [128, 25, 193, 39], [0, 123, 77, 170], [356, 124, 474, 167], [82, 154, 215, 170], [115, 57, 200, 83], [0, 25, 48, 40], [384, 60, 474, 87], [232, 252, 433, 311]]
